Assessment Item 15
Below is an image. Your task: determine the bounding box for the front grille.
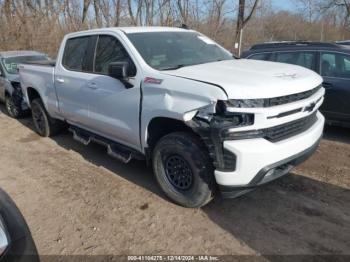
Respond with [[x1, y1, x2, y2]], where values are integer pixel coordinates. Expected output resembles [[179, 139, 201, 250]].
[[264, 112, 318, 142], [228, 85, 322, 108], [266, 85, 322, 107]]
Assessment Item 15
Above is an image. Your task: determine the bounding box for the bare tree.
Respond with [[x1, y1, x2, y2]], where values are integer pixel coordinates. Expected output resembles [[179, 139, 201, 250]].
[[235, 0, 260, 55], [114, 0, 122, 26], [82, 0, 90, 24], [93, 0, 103, 27], [1, 0, 349, 58], [320, 0, 350, 26]]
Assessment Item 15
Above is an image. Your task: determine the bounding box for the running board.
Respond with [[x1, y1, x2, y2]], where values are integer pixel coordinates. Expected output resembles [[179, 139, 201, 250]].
[[69, 126, 144, 163]]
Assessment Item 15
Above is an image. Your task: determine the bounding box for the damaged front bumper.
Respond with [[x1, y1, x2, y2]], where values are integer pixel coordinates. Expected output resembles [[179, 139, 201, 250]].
[[218, 136, 321, 198], [186, 103, 324, 198], [215, 112, 324, 198]]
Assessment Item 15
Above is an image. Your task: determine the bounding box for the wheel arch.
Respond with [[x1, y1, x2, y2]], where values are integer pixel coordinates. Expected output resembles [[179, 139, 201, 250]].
[[145, 117, 199, 160], [26, 87, 43, 107]]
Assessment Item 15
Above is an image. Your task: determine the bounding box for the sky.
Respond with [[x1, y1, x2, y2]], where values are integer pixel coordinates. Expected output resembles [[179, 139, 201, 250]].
[[270, 0, 299, 12]]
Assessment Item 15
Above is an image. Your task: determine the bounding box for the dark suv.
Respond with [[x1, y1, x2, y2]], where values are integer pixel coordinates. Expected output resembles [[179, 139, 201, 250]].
[[243, 42, 350, 127]]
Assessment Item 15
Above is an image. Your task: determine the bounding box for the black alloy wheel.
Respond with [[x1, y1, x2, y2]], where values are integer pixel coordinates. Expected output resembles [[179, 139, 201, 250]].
[[164, 155, 193, 190]]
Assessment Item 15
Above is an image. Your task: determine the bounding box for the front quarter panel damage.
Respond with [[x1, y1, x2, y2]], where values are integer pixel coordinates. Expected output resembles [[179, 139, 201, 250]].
[[141, 75, 228, 156], [185, 105, 237, 172]]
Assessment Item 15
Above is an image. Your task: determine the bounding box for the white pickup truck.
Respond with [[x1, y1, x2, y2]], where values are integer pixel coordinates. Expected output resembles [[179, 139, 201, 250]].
[[19, 27, 325, 207]]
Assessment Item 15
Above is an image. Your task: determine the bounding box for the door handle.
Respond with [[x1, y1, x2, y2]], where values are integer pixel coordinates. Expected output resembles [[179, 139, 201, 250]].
[[56, 78, 65, 83], [323, 82, 333, 89], [87, 82, 98, 90]]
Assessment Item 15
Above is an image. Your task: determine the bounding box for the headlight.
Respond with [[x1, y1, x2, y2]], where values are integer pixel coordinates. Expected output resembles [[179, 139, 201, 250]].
[[192, 101, 255, 128], [212, 113, 255, 128], [0, 217, 9, 256]]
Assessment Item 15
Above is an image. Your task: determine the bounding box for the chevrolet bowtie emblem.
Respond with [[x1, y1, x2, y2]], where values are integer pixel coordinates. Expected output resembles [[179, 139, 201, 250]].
[[304, 102, 316, 112]]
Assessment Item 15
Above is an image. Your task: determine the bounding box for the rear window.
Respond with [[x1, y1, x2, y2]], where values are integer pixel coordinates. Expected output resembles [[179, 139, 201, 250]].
[[62, 36, 92, 71]]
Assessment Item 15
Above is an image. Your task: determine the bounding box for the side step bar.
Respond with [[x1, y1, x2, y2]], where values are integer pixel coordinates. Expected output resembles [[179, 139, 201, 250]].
[[69, 126, 144, 163]]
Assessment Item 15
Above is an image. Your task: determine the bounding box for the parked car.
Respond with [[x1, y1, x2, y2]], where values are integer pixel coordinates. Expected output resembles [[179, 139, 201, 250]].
[[336, 40, 350, 46], [0, 188, 39, 261], [0, 51, 49, 118], [243, 41, 350, 127], [19, 27, 324, 207]]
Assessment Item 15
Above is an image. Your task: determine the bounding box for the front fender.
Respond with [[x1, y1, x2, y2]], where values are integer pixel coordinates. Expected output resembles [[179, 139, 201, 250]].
[[140, 76, 227, 151]]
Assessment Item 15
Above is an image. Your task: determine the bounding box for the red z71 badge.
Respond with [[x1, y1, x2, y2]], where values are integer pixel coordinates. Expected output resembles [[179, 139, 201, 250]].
[[144, 77, 163, 84]]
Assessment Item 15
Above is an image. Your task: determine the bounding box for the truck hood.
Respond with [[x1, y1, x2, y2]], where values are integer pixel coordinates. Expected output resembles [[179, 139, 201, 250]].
[[162, 59, 323, 99]]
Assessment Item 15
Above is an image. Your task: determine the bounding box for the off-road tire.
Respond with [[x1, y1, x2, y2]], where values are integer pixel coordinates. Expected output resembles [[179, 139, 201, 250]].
[[31, 98, 64, 137], [152, 132, 215, 208]]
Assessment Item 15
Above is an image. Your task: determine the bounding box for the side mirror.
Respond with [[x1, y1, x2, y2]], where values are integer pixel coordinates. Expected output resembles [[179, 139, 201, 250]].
[[108, 62, 129, 80]]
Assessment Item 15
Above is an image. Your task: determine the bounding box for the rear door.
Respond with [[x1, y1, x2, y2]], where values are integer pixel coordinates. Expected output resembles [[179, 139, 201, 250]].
[[54, 35, 97, 127], [320, 52, 350, 123]]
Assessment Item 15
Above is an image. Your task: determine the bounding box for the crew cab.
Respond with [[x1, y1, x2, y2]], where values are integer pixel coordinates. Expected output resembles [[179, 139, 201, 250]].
[[19, 27, 325, 207], [0, 51, 49, 118]]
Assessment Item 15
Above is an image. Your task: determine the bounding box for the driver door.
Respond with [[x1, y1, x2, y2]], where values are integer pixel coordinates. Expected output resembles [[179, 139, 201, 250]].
[[85, 34, 141, 150]]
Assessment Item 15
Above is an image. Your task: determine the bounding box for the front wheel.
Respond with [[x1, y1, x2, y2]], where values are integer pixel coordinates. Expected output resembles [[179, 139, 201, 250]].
[[152, 132, 216, 208]]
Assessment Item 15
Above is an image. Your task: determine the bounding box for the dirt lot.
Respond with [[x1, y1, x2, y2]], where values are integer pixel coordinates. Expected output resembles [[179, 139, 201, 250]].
[[0, 104, 349, 257]]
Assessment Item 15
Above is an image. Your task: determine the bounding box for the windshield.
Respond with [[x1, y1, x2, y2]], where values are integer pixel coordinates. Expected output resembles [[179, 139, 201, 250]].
[[2, 55, 49, 74], [127, 31, 233, 70]]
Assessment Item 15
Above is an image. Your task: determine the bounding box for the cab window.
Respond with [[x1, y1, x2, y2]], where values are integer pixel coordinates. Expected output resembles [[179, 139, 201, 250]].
[[94, 35, 136, 76], [62, 36, 92, 72]]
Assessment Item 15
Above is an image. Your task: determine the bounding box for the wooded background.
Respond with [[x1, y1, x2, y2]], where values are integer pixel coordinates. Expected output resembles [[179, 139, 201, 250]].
[[1, 0, 350, 57]]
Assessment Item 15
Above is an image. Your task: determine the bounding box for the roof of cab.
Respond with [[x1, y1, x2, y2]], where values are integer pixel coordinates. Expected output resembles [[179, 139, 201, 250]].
[[0, 50, 45, 59], [65, 26, 193, 38], [117, 26, 191, 33]]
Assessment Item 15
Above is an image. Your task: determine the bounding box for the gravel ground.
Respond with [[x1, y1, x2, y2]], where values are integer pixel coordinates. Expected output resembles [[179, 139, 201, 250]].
[[0, 105, 349, 257]]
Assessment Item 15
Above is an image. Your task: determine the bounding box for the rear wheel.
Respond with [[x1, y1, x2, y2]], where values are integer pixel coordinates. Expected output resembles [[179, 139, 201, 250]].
[[5, 95, 23, 118], [152, 132, 215, 208], [31, 98, 64, 137]]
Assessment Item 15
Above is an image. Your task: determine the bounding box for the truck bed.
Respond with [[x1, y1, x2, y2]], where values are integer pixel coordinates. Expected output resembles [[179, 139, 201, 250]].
[[22, 59, 56, 67], [19, 63, 57, 112]]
